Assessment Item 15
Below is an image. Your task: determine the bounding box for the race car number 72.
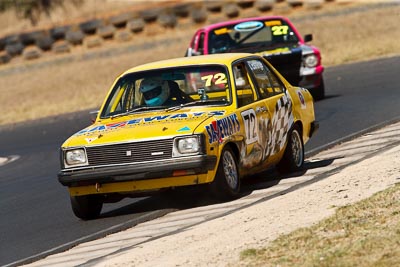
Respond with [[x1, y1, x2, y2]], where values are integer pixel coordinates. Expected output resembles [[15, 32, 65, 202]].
[[241, 109, 259, 144]]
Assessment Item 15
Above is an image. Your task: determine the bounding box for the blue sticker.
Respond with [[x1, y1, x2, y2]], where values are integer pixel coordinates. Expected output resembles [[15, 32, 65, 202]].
[[234, 21, 263, 32], [178, 126, 191, 132]]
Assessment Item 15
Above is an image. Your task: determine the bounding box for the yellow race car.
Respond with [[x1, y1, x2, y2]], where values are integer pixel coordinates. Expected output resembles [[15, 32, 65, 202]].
[[58, 53, 318, 220]]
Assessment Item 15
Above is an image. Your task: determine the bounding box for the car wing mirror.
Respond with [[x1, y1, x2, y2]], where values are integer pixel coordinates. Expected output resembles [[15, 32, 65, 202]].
[[304, 34, 313, 42], [89, 110, 99, 123], [186, 47, 202, 57]]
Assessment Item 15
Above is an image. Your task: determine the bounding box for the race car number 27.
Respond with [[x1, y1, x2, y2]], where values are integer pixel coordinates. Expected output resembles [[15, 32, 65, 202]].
[[241, 109, 259, 144]]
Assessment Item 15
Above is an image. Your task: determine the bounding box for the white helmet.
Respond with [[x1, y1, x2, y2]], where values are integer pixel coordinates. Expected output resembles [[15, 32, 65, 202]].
[[139, 78, 170, 106]]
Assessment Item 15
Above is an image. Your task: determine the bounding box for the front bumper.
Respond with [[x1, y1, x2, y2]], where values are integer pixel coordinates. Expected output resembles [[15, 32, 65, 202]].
[[58, 155, 217, 187], [299, 65, 324, 90]]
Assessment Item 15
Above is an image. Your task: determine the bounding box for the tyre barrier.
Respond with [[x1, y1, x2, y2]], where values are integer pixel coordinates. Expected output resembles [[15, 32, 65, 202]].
[[36, 34, 54, 51], [172, 3, 191, 18], [255, 0, 275, 12], [80, 19, 104, 35], [5, 42, 24, 56], [22, 46, 42, 60], [0, 0, 341, 65], [84, 36, 103, 49], [97, 25, 116, 39], [65, 28, 85, 45], [50, 25, 71, 40], [191, 7, 208, 24], [158, 11, 178, 28], [127, 18, 145, 33], [109, 12, 134, 28], [52, 40, 71, 54], [223, 3, 240, 18], [115, 30, 133, 42], [0, 51, 11, 64]]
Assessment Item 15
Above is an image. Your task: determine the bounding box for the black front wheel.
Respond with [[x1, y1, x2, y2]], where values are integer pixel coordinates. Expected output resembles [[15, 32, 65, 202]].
[[210, 146, 240, 201], [70, 194, 103, 220]]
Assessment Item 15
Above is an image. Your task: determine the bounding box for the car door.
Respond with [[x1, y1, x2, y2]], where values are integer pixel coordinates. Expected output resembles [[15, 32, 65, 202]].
[[232, 61, 271, 174], [245, 58, 294, 166]]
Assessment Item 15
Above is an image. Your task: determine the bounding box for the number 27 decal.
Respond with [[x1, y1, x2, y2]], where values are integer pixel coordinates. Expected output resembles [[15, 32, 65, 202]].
[[272, 25, 289, 35], [241, 109, 259, 144]]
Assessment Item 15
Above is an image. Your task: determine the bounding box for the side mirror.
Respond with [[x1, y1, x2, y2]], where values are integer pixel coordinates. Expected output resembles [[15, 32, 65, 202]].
[[186, 47, 202, 57], [304, 34, 313, 42], [89, 110, 99, 123]]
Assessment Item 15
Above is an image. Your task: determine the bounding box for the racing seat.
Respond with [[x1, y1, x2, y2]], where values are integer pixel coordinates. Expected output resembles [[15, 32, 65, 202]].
[[167, 80, 190, 104]]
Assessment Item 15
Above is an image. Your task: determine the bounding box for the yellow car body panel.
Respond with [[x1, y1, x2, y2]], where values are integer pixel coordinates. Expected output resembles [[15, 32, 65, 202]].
[[58, 53, 318, 214]]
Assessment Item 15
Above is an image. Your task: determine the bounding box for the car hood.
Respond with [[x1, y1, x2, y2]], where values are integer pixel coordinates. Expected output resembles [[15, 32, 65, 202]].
[[234, 43, 312, 57], [62, 109, 226, 148]]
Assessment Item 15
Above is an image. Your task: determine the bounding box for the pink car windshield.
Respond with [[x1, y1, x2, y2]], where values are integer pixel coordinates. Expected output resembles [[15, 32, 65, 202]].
[[208, 18, 299, 54]]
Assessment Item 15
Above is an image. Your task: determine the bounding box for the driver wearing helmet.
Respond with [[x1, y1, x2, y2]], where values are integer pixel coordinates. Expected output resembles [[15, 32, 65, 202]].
[[139, 78, 170, 106]]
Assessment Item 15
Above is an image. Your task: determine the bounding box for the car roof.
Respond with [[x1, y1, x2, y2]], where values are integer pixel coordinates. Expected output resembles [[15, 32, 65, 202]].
[[121, 53, 256, 75], [198, 15, 289, 31]]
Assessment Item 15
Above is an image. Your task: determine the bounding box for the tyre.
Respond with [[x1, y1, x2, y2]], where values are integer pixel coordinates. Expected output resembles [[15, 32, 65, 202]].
[[127, 18, 145, 33], [50, 25, 71, 40], [223, 3, 240, 18], [109, 12, 133, 28], [191, 8, 208, 24], [79, 19, 103, 35], [97, 25, 116, 39], [70, 194, 103, 220], [210, 146, 240, 200], [140, 8, 160, 23], [65, 29, 85, 45], [5, 42, 24, 56], [173, 4, 190, 17], [35, 35, 54, 51], [310, 78, 325, 101], [277, 126, 304, 174], [158, 13, 177, 28]]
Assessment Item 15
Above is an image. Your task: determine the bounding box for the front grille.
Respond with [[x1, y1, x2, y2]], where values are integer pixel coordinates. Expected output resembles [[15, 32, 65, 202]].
[[86, 139, 173, 167]]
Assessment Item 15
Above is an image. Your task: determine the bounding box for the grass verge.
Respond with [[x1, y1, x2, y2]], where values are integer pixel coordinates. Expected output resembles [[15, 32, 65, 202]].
[[239, 183, 400, 267]]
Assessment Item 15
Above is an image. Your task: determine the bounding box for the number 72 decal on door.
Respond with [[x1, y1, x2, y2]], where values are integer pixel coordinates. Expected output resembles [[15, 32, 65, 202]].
[[241, 109, 260, 145]]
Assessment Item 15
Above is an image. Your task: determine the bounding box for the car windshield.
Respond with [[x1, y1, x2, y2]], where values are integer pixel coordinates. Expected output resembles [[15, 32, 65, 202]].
[[208, 18, 299, 54], [100, 65, 231, 118]]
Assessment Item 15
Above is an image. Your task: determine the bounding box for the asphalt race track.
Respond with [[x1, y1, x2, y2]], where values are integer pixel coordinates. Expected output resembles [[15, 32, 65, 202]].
[[0, 55, 399, 266]]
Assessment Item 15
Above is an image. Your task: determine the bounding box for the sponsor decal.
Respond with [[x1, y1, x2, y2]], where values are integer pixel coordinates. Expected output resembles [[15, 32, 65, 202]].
[[75, 111, 226, 135], [178, 126, 191, 132], [234, 21, 264, 32], [205, 114, 240, 144], [296, 89, 306, 109], [265, 20, 282, 27], [85, 137, 98, 143], [214, 28, 230, 35]]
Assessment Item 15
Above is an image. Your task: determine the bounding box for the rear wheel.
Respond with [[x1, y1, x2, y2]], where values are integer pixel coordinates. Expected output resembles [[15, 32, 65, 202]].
[[277, 126, 304, 174], [70, 194, 103, 220], [210, 146, 240, 200]]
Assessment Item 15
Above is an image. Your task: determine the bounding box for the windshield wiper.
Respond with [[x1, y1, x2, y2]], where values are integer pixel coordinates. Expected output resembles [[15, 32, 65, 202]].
[[165, 100, 227, 112], [110, 106, 163, 119]]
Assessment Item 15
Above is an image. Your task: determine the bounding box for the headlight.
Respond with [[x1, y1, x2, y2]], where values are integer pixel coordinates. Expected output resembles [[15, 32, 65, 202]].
[[173, 136, 202, 156], [303, 54, 318, 68], [65, 148, 87, 166]]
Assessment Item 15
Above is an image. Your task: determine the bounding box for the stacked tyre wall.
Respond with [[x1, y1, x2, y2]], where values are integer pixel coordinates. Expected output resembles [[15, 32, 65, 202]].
[[0, 0, 333, 65]]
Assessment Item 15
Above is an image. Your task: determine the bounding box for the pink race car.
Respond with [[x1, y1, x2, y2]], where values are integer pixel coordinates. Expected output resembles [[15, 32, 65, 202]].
[[186, 16, 325, 100]]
